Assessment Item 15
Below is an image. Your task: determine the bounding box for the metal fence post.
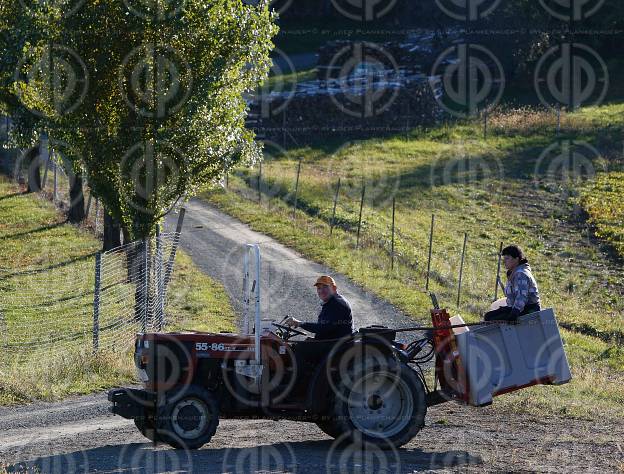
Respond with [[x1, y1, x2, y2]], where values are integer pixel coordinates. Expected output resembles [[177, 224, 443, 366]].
[[483, 106, 488, 140], [330, 178, 341, 236], [163, 208, 185, 296], [258, 161, 262, 204], [143, 238, 149, 332], [426, 214, 435, 291], [292, 158, 301, 220], [93, 252, 101, 354], [156, 225, 164, 330], [391, 197, 396, 270], [457, 233, 468, 308], [356, 182, 365, 249], [494, 241, 503, 301]]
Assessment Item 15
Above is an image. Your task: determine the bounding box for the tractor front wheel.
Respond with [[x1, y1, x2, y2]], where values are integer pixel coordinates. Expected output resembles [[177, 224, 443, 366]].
[[156, 385, 220, 450], [134, 411, 160, 443]]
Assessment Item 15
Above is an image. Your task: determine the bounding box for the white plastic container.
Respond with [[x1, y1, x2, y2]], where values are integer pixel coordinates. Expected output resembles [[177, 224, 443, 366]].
[[455, 308, 572, 407]]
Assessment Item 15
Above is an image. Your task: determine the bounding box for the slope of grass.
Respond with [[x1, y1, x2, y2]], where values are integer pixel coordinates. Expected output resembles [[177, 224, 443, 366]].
[[0, 175, 236, 405], [202, 103, 624, 419], [579, 172, 624, 258]]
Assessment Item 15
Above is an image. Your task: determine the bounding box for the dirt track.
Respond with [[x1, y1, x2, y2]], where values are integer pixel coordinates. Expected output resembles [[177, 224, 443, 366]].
[[1, 199, 622, 472], [0, 390, 621, 472]]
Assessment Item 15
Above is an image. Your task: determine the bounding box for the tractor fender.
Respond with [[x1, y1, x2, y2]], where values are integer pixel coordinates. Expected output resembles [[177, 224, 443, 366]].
[[305, 337, 403, 414]]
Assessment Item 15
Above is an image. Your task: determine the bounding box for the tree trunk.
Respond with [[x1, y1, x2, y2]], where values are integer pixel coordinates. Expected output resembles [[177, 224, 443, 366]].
[[25, 147, 41, 193], [103, 209, 122, 251], [68, 175, 85, 223]]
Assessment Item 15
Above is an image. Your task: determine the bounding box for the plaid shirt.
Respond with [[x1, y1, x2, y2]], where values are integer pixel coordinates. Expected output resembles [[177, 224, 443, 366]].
[[505, 263, 541, 313]]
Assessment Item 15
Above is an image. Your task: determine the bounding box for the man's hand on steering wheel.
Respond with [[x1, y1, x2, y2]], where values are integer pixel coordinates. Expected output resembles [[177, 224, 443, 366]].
[[283, 316, 302, 328], [272, 317, 306, 340]]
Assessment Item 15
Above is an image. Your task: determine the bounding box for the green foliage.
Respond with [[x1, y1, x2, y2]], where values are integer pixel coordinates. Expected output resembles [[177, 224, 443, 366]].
[[0, 0, 278, 238]]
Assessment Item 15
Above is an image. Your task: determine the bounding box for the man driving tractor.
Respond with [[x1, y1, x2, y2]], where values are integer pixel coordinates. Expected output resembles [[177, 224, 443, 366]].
[[284, 275, 353, 340]]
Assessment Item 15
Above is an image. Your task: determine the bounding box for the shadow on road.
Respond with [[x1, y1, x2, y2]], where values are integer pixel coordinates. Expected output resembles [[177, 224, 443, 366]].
[[5, 439, 482, 473]]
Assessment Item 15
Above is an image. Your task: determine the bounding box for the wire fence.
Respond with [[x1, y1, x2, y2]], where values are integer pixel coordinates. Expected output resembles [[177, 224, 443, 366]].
[[0, 127, 105, 236], [0, 231, 181, 369]]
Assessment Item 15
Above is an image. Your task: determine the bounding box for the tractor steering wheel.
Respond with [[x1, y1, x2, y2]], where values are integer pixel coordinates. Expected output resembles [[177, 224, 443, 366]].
[[271, 322, 306, 341]]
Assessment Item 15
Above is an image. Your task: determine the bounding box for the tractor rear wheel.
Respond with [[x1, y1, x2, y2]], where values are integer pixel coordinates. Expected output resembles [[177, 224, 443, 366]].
[[332, 357, 426, 449], [156, 385, 220, 450]]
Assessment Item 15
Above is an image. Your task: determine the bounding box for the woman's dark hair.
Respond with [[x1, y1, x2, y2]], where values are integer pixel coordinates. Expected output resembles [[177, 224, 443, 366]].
[[502, 245, 528, 265]]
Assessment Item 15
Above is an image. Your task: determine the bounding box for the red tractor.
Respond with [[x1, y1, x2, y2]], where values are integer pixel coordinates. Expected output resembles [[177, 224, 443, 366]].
[[109, 245, 571, 450]]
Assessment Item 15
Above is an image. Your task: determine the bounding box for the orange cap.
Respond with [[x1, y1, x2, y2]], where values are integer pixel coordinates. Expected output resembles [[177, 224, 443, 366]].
[[314, 275, 336, 287]]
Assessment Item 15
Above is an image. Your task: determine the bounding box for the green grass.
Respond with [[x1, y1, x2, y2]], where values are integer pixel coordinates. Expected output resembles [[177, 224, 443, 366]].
[[202, 103, 624, 419], [579, 172, 624, 258], [265, 68, 317, 89], [0, 175, 236, 405]]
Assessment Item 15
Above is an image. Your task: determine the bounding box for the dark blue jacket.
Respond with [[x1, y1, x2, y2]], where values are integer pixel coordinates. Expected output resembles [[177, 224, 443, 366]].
[[300, 293, 353, 340]]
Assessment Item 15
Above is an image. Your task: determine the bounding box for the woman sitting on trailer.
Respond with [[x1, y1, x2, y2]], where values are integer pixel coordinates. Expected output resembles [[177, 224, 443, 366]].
[[484, 245, 541, 322]]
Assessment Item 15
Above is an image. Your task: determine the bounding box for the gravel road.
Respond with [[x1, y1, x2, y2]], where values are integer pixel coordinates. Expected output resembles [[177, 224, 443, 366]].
[[1, 199, 622, 473]]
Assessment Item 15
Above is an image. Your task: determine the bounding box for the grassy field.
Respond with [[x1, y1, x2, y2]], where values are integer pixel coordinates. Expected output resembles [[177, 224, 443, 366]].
[[203, 103, 624, 419], [580, 172, 624, 258], [0, 175, 236, 405]]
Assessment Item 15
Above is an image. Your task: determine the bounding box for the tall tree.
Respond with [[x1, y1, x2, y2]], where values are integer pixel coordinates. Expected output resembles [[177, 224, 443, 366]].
[[5, 0, 278, 243]]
